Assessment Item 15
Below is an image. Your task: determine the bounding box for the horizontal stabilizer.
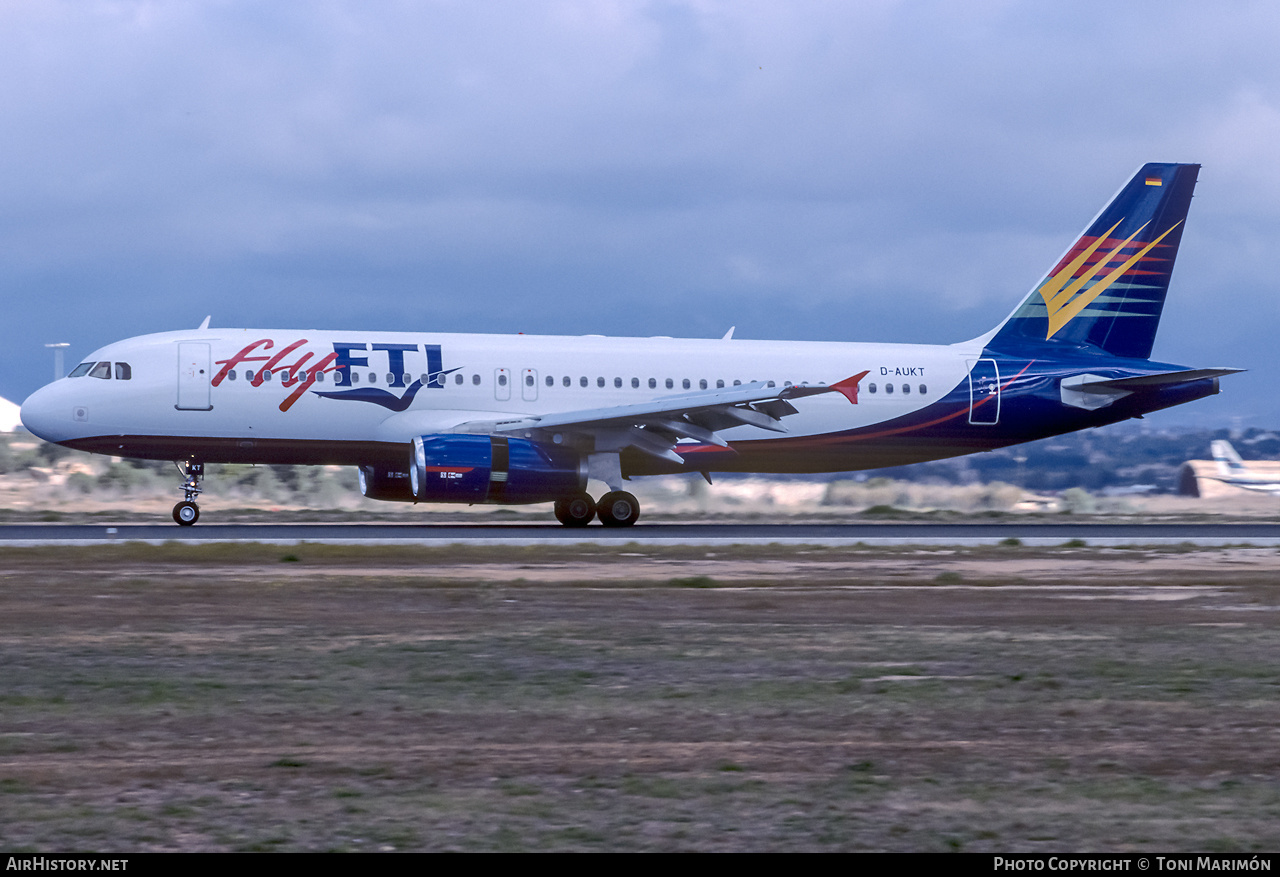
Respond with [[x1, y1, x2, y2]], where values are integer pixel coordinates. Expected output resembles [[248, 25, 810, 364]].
[[1074, 368, 1244, 391], [1061, 367, 1242, 411]]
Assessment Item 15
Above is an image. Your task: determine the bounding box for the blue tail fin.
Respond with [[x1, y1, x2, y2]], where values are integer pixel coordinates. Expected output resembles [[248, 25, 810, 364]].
[[988, 162, 1199, 360]]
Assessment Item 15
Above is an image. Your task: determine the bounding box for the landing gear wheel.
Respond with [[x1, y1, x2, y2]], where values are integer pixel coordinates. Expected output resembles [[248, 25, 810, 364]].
[[597, 491, 640, 527], [554, 493, 597, 527], [173, 461, 205, 526], [173, 501, 200, 526]]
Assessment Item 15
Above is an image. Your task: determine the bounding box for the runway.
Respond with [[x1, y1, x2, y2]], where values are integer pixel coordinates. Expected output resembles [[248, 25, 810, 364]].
[[3, 521, 1280, 546]]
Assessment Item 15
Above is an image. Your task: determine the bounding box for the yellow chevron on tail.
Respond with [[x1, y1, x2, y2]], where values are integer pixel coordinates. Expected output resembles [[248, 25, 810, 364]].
[[1037, 220, 1183, 339]]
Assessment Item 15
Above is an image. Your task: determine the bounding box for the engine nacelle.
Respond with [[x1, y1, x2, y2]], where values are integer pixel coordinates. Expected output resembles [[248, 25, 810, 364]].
[[408, 434, 586, 504], [357, 465, 416, 502]]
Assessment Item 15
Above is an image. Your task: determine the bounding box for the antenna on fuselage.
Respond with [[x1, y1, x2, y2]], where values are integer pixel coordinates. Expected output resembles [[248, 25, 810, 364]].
[[198, 316, 211, 330]]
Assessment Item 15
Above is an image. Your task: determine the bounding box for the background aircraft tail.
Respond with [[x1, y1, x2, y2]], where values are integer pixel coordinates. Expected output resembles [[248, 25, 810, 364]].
[[1211, 439, 1246, 476], [987, 162, 1199, 360]]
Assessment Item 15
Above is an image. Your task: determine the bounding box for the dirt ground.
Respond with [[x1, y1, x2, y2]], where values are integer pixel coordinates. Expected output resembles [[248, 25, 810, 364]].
[[1, 543, 1278, 852]]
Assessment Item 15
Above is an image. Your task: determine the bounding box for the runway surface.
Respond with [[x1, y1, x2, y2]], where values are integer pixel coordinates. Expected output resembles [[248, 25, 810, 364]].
[[3, 521, 1280, 546]]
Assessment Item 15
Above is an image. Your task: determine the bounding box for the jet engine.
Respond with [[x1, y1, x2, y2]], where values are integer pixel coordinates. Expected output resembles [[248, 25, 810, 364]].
[[357, 465, 416, 502], [405, 434, 587, 504]]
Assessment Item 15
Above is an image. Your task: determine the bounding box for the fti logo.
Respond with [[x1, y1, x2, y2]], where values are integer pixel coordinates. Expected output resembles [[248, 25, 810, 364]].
[[214, 340, 453, 412]]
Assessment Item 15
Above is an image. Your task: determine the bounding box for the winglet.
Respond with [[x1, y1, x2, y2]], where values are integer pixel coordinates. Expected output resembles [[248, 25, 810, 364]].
[[831, 371, 870, 404]]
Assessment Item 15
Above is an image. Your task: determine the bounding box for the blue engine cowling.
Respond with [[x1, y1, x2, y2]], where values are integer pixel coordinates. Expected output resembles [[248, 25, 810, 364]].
[[405, 434, 587, 504]]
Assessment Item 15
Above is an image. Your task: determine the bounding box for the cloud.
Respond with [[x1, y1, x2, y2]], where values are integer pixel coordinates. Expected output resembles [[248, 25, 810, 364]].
[[1, 1, 1279, 423]]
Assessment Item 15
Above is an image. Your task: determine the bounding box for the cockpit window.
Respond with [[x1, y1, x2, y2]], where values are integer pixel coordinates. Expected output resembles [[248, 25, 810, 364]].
[[88, 362, 111, 380], [68, 362, 94, 378], [114, 362, 132, 380]]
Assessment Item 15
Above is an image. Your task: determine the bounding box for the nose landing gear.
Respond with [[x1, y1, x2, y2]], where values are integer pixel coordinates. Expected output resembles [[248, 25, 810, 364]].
[[172, 461, 204, 526]]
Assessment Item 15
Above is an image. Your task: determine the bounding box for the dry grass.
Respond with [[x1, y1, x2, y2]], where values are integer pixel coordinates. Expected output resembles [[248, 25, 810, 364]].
[[1, 544, 1278, 851]]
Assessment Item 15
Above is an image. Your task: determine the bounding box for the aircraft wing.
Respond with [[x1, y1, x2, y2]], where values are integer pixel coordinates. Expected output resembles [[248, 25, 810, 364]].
[[452, 372, 868, 465]]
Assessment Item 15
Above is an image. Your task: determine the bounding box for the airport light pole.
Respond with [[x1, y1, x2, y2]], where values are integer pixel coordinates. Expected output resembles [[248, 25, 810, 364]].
[[45, 343, 69, 381]]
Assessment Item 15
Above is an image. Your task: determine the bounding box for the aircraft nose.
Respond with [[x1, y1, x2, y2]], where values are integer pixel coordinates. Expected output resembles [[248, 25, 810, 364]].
[[20, 382, 70, 443]]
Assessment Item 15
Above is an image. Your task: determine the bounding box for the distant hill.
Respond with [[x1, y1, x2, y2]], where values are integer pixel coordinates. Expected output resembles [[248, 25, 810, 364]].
[[855, 425, 1280, 494]]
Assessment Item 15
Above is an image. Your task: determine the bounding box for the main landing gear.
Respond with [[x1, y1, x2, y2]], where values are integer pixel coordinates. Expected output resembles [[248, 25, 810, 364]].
[[172, 461, 203, 526], [553, 490, 641, 528]]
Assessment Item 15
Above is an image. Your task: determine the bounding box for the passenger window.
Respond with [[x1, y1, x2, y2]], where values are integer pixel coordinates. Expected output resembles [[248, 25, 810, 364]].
[[885, 382, 893, 394], [596, 377, 605, 388], [563, 376, 571, 388], [649, 378, 657, 389], [455, 373, 463, 385], [114, 362, 132, 380], [498, 374, 507, 386], [580, 376, 588, 387], [868, 383, 877, 394], [526, 374, 535, 387], [263, 369, 273, 382], [682, 379, 691, 389], [350, 372, 358, 384], [902, 384, 910, 395], [68, 362, 94, 378], [733, 380, 742, 386], [89, 362, 111, 380], [665, 378, 674, 389], [716, 380, 724, 388], [368, 373, 377, 384], [472, 374, 481, 385], [699, 379, 707, 390], [227, 369, 237, 382], [919, 384, 927, 395], [545, 375, 554, 387], [314, 371, 324, 383], [613, 377, 622, 388], [631, 377, 639, 389]]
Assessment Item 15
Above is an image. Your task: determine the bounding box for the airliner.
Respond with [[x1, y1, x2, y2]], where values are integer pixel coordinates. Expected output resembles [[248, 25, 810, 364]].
[[1208, 440, 1280, 494], [20, 162, 1240, 526]]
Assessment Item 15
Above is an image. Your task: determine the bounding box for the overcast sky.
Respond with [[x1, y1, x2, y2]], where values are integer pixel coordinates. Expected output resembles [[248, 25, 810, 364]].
[[3, 1, 1279, 428]]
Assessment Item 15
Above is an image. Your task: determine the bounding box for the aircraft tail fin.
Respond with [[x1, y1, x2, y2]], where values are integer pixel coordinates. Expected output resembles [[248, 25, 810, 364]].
[[1211, 440, 1246, 476], [987, 163, 1200, 360]]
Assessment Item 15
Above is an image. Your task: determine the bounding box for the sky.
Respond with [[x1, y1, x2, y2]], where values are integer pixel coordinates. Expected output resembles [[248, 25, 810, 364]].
[[2, 0, 1279, 429]]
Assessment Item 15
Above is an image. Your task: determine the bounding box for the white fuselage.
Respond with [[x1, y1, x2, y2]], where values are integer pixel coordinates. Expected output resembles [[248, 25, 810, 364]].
[[21, 328, 979, 468]]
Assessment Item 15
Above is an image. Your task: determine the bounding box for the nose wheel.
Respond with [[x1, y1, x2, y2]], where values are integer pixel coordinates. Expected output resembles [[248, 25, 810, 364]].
[[172, 461, 204, 527], [173, 501, 200, 526]]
